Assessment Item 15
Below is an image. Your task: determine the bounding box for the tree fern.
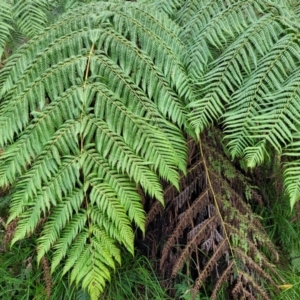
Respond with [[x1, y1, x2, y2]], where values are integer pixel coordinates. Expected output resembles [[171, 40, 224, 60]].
[[0, 1, 191, 298], [2, 0, 300, 298]]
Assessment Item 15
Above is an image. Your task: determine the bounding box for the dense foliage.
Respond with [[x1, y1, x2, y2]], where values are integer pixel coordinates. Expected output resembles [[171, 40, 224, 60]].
[[1, 0, 300, 299]]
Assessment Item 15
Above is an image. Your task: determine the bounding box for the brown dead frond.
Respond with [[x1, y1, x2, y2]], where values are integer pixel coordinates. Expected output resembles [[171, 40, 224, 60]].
[[144, 132, 281, 299], [211, 260, 234, 300], [160, 190, 210, 270], [3, 218, 18, 252], [171, 216, 218, 277], [191, 239, 229, 298], [41, 256, 52, 300], [238, 271, 270, 300]]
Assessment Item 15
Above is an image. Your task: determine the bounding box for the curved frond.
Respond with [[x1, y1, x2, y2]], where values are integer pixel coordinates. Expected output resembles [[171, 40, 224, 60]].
[[167, 0, 300, 206], [225, 32, 300, 162], [284, 159, 300, 208], [182, 0, 268, 78], [152, 0, 186, 18], [37, 188, 84, 261], [188, 11, 285, 133], [0, 2, 190, 298], [283, 133, 300, 207]]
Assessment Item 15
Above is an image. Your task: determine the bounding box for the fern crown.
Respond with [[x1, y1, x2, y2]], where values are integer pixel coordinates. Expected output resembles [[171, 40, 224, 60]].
[[2, 0, 300, 298]]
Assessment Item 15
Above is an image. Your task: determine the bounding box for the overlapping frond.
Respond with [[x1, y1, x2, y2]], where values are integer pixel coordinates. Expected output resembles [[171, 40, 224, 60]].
[[180, 0, 268, 77], [191, 13, 284, 133], [0, 2, 191, 298], [157, 0, 300, 206]]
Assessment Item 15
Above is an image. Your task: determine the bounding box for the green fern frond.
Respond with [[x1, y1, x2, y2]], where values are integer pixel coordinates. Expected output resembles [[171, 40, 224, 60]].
[[0, 1, 191, 298], [13, 0, 49, 38], [178, 0, 263, 44], [62, 231, 90, 275], [89, 179, 134, 241], [50, 212, 88, 271], [82, 149, 145, 229], [166, 0, 300, 206], [152, 0, 185, 18], [283, 133, 300, 207], [181, 0, 268, 78], [82, 116, 164, 200], [10, 155, 81, 241], [225, 32, 300, 163], [87, 206, 129, 248], [37, 188, 85, 261], [71, 243, 110, 299], [188, 12, 284, 133], [0, 1, 13, 58]]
